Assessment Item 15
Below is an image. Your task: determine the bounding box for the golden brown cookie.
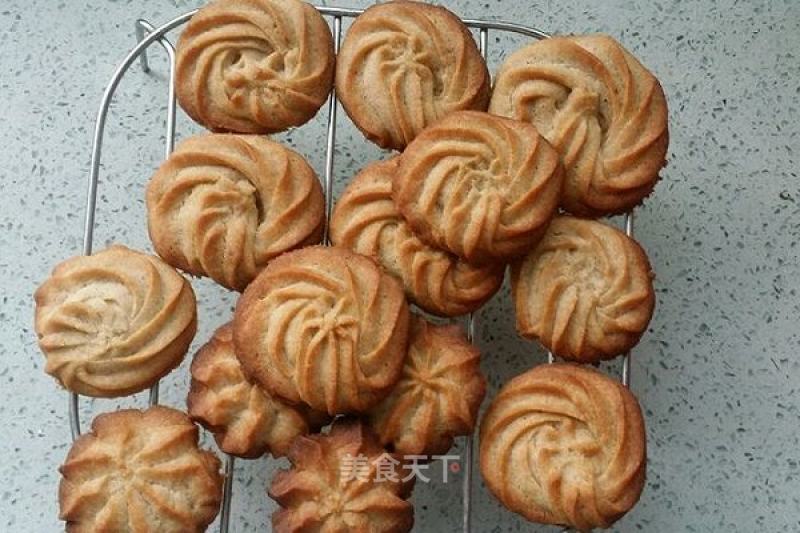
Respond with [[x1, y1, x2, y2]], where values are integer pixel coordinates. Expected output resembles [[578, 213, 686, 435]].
[[336, 1, 489, 150], [330, 157, 504, 317], [188, 323, 328, 458], [489, 34, 669, 217], [176, 0, 335, 133], [270, 419, 413, 533], [233, 246, 410, 415], [59, 406, 223, 533], [146, 134, 324, 291], [480, 364, 646, 531], [393, 111, 564, 264], [511, 216, 655, 362], [367, 314, 485, 455], [34, 245, 197, 397]]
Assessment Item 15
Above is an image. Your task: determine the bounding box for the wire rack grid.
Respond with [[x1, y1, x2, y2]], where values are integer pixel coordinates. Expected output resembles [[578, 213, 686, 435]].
[[70, 5, 637, 533]]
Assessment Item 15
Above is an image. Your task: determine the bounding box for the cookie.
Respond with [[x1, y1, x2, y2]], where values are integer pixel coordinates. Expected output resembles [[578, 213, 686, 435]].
[[367, 314, 485, 456], [233, 246, 410, 414], [176, 0, 335, 133], [269, 419, 413, 533], [336, 0, 489, 150], [330, 157, 504, 316], [511, 216, 655, 362], [187, 323, 329, 459], [490, 34, 669, 217], [59, 406, 223, 532], [393, 111, 564, 264], [34, 245, 197, 397], [480, 364, 646, 531], [146, 134, 324, 291]]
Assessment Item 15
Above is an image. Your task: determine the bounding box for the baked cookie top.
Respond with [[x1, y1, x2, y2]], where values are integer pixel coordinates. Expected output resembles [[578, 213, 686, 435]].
[[393, 111, 564, 264], [330, 157, 504, 317], [269, 419, 413, 533], [480, 364, 646, 531], [336, 0, 489, 150], [367, 314, 485, 456], [188, 323, 328, 459], [176, 0, 335, 133], [490, 34, 669, 217], [234, 246, 410, 415], [146, 134, 324, 291], [34, 244, 197, 397], [511, 216, 655, 362], [59, 406, 223, 533]]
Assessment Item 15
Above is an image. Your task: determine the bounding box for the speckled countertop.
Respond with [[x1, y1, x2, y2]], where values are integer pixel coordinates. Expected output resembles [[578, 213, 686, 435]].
[[2, 0, 799, 531]]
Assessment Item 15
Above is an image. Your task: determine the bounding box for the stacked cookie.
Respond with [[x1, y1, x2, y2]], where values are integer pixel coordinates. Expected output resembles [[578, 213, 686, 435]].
[[34, 0, 668, 531]]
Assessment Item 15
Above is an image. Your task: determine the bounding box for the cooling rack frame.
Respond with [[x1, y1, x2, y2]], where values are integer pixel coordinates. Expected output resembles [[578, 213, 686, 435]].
[[71, 5, 635, 532]]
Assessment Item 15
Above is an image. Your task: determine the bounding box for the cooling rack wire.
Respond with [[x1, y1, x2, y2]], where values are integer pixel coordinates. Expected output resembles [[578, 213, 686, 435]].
[[73, 6, 634, 533]]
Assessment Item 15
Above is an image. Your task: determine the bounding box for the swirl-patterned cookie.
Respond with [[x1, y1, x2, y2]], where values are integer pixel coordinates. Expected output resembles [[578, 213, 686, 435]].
[[146, 134, 324, 291], [511, 216, 655, 362], [270, 419, 413, 532], [176, 0, 335, 133], [490, 34, 669, 217], [367, 314, 485, 455], [336, 1, 490, 151], [480, 364, 646, 530], [34, 245, 197, 397], [59, 406, 223, 532], [188, 323, 328, 459], [233, 246, 410, 415], [393, 111, 564, 264], [330, 157, 503, 317]]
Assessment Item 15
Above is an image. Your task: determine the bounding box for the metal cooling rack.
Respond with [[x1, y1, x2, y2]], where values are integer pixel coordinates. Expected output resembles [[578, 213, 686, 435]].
[[71, 5, 636, 532]]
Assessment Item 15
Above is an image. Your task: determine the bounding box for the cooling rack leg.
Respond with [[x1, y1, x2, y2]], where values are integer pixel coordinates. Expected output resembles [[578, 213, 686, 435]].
[[83, 11, 192, 259], [460, 26, 489, 533], [218, 454, 235, 533], [68, 393, 81, 441], [148, 385, 160, 405], [322, 15, 342, 245], [462, 311, 479, 533], [547, 211, 636, 383], [622, 211, 635, 388], [135, 20, 150, 73], [74, 15, 152, 444], [132, 19, 178, 406], [134, 20, 178, 159]]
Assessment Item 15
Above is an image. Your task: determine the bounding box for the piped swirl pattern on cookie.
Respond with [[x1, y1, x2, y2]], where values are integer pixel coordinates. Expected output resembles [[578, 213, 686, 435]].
[[367, 314, 486, 455], [490, 34, 669, 216], [59, 407, 222, 532], [336, 1, 490, 150], [176, 0, 335, 133], [330, 157, 503, 316], [234, 246, 410, 415], [34, 245, 197, 397], [270, 420, 413, 532], [512, 216, 655, 362], [147, 134, 324, 291], [479, 364, 646, 531], [393, 111, 564, 264], [188, 323, 328, 459]]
